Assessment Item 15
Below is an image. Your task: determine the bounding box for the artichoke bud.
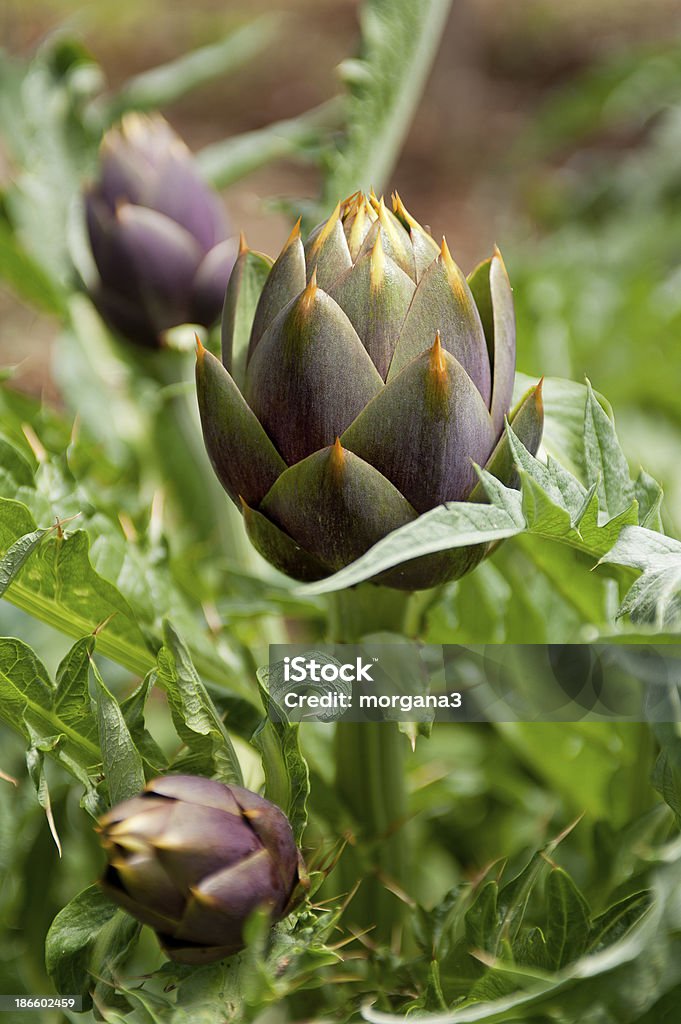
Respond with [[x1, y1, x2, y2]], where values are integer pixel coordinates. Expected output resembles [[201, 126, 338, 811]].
[[97, 775, 305, 964], [197, 192, 544, 590], [85, 114, 236, 349]]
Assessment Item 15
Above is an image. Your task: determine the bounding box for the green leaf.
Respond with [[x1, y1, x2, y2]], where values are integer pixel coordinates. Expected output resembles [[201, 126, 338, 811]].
[[518, 469, 577, 539], [635, 469, 665, 532], [544, 868, 591, 969], [513, 926, 549, 970], [120, 674, 169, 775], [0, 47, 97, 291], [414, 886, 463, 959], [104, 17, 280, 119], [0, 219, 65, 314], [603, 528, 681, 629], [588, 891, 652, 953], [583, 380, 635, 518], [0, 635, 103, 812], [0, 497, 155, 677], [25, 732, 62, 856], [572, 487, 639, 554], [53, 635, 96, 734], [252, 664, 310, 842], [0, 434, 37, 489], [512, 373, 612, 479], [321, 0, 453, 205], [495, 851, 547, 951], [297, 498, 524, 595], [297, 417, 640, 596], [45, 884, 140, 1010], [0, 635, 53, 730], [361, 838, 681, 1023], [653, 750, 681, 820], [92, 661, 145, 806], [156, 621, 243, 786], [465, 881, 499, 955]]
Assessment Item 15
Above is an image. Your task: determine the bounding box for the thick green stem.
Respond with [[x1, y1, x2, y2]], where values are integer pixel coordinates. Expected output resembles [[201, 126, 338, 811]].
[[143, 350, 248, 564], [145, 352, 289, 651], [328, 585, 418, 941]]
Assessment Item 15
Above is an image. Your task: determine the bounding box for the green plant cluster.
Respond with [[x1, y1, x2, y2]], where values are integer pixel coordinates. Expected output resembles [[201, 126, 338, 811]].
[[0, 4, 680, 1023]]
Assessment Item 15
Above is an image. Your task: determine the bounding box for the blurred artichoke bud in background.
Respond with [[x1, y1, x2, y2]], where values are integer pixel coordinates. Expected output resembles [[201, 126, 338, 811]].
[[85, 114, 236, 348], [196, 192, 544, 589], [98, 775, 304, 964]]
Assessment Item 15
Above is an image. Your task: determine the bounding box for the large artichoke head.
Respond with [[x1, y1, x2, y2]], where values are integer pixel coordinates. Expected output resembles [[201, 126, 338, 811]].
[[197, 192, 543, 589], [98, 775, 304, 964], [85, 114, 236, 348]]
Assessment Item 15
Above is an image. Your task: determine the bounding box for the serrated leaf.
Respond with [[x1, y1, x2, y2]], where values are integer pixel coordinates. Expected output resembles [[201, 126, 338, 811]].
[[361, 848, 679, 1022], [505, 425, 586, 520], [321, 0, 453, 203], [0, 497, 155, 676], [507, 425, 639, 555], [92, 661, 145, 805], [603, 528, 681, 629], [544, 868, 591, 969], [252, 665, 310, 842], [53, 635, 96, 734], [573, 487, 639, 553], [298, 421, 640, 596], [518, 469, 577, 539], [156, 621, 243, 786], [45, 884, 140, 1010], [0, 636, 103, 811], [0, 634, 54, 727], [584, 380, 635, 518], [512, 373, 612, 479]]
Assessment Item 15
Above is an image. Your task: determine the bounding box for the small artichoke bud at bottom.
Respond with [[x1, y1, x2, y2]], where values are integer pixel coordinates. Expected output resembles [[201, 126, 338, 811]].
[[97, 775, 305, 964]]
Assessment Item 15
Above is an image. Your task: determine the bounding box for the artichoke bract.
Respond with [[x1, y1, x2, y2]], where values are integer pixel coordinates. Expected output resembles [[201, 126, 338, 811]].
[[85, 114, 236, 348], [197, 192, 543, 589], [97, 775, 304, 964]]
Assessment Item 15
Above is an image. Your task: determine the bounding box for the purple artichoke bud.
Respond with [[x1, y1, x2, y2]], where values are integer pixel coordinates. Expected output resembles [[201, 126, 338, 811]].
[[97, 775, 305, 964], [85, 114, 236, 348], [196, 192, 544, 589]]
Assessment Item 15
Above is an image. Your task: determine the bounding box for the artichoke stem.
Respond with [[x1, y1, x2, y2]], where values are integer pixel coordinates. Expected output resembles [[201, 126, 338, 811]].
[[138, 348, 251, 565], [328, 585, 420, 942]]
